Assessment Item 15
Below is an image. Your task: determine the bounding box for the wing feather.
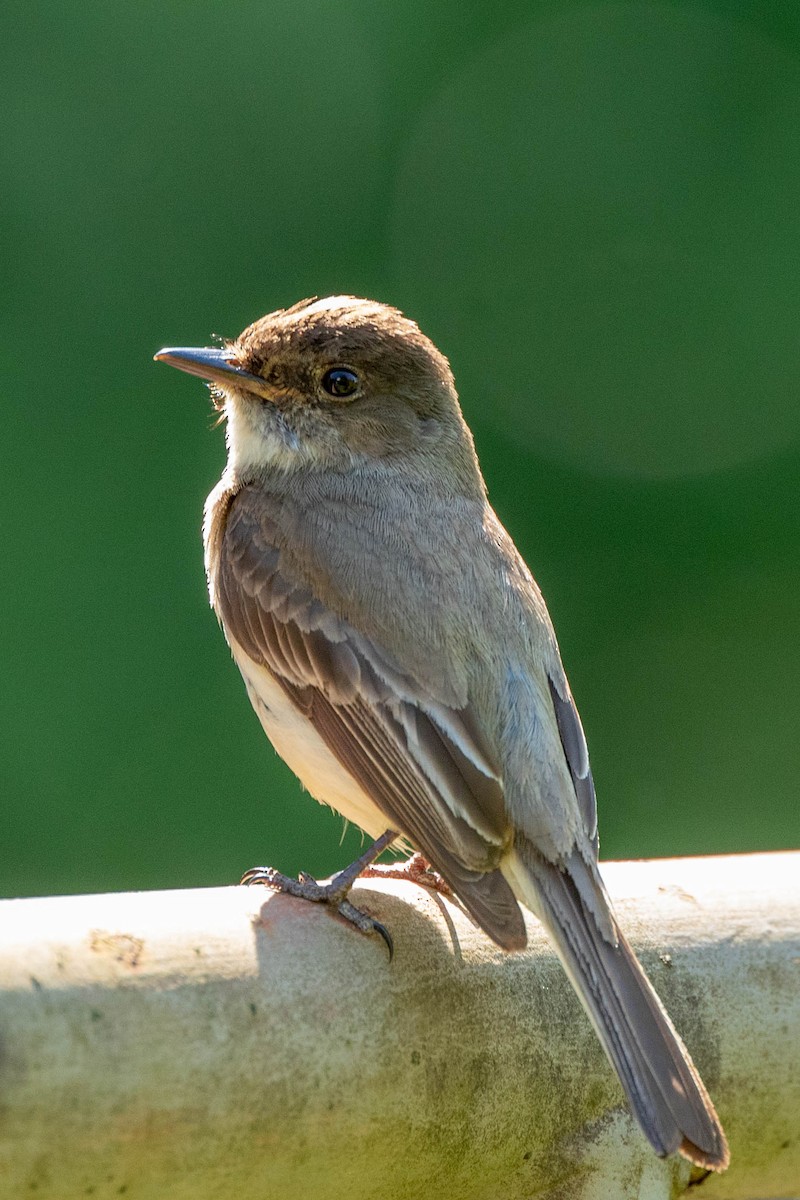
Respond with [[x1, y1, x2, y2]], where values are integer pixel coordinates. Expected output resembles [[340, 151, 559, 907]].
[[548, 674, 598, 845]]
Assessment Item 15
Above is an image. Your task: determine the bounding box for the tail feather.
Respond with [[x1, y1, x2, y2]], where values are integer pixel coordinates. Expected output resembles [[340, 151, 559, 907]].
[[508, 842, 729, 1171]]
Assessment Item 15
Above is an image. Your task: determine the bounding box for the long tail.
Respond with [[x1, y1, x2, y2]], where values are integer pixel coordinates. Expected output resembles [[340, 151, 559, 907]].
[[505, 840, 729, 1171]]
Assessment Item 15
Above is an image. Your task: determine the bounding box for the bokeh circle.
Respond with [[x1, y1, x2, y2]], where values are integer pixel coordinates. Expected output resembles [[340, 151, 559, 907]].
[[390, 5, 800, 476]]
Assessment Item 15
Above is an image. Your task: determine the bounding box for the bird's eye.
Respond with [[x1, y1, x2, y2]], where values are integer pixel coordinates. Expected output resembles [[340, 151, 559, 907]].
[[321, 368, 359, 398]]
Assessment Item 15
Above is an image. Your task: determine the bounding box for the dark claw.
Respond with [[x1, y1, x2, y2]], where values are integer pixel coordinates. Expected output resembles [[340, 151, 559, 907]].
[[372, 918, 394, 961], [336, 899, 394, 960], [241, 866, 275, 886]]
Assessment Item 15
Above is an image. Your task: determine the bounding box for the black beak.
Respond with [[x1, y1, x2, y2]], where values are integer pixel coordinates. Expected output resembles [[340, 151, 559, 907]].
[[154, 346, 267, 394]]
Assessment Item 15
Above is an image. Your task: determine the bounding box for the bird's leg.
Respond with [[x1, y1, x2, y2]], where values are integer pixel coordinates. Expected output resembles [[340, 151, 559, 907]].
[[359, 852, 454, 899], [241, 828, 399, 957]]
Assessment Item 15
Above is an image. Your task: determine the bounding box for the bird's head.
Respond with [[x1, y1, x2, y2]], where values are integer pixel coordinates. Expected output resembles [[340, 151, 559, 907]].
[[156, 296, 481, 491]]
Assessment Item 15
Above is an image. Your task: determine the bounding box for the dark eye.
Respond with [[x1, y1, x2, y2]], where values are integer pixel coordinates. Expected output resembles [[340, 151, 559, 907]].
[[321, 367, 359, 398]]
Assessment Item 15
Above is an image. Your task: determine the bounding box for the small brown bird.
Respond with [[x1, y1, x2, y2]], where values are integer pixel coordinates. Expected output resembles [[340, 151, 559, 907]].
[[155, 296, 728, 1171]]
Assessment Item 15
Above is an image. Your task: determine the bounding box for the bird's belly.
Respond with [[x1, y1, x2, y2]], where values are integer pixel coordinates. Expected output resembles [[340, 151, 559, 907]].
[[229, 638, 391, 840]]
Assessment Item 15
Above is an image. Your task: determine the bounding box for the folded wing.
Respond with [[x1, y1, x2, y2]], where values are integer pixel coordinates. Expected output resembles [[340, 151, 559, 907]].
[[217, 495, 527, 950]]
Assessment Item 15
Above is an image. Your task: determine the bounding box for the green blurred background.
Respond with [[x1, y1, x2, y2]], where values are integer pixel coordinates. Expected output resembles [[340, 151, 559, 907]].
[[2, 1, 798, 900]]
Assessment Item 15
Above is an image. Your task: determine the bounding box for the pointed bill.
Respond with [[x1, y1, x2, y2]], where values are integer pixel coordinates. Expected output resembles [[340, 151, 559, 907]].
[[154, 346, 268, 395]]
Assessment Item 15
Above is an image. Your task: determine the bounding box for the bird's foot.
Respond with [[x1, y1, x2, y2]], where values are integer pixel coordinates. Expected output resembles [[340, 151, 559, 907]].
[[240, 829, 398, 957], [360, 852, 454, 898]]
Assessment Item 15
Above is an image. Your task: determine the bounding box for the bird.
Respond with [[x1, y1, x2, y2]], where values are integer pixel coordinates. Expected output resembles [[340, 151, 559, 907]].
[[154, 295, 729, 1171]]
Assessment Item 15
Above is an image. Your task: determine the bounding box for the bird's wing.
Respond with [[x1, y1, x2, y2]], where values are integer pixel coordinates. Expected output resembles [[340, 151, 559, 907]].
[[216, 496, 527, 950]]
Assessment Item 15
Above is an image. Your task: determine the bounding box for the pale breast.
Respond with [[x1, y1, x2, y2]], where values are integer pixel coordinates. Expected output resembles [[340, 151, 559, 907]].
[[229, 637, 392, 841]]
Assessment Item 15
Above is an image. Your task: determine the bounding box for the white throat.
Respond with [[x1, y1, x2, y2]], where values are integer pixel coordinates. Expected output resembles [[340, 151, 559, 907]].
[[224, 393, 303, 475]]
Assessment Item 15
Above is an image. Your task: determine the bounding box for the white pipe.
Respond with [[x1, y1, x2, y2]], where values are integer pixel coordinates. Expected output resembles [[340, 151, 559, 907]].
[[0, 852, 797, 1199]]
